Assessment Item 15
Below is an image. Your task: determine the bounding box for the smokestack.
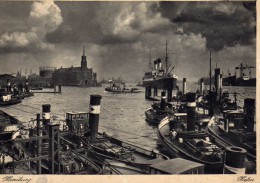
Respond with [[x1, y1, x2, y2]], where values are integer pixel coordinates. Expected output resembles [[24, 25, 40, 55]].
[[214, 68, 220, 92], [200, 78, 204, 95], [42, 104, 51, 127], [183, 78, 187, 95], [158, 59, 162, 70], [89, 95, 102, 137], [6, 79, 11, 92], [186, 92, 196, 131], [154, 60, 158, 70], [160, 91, 166, 110]]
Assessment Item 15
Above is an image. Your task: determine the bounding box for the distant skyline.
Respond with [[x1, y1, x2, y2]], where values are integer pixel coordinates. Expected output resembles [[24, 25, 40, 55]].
[[0, 1, 256, 82]]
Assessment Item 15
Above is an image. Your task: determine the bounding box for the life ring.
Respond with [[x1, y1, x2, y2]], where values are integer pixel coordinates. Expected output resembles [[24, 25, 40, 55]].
[[223, 103, 228, 108]]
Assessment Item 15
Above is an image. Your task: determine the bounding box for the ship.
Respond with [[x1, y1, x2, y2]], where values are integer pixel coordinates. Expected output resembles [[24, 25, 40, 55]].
[[142, 41, 178, 91], [222, 63, 256, 87], [207, 99, 256, 162], [104, 82, 142, 94]]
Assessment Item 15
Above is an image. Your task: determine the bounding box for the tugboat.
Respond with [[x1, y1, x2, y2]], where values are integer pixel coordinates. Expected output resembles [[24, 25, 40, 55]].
[[157, 93, 225, 173], [60, 95, 169, 174], [207, 98, 256, 161], [105, 82, 142, 94], [0, 91, 22, 107], [145, 91, 175, 125]]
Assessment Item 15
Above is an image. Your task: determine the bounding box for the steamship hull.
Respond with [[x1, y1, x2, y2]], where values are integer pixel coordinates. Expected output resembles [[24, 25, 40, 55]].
[[234, 77, 256, 87], [222, 75, 236, 86], [157, 117, 223, 174], [143, 76, 177, 90]]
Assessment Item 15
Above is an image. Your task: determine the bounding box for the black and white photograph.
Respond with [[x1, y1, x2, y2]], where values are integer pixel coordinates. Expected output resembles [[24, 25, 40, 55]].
[[0, 0, 257, 180]]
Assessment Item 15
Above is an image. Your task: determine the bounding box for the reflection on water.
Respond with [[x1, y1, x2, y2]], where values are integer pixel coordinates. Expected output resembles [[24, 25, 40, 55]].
[[0, 83, 255, 149]]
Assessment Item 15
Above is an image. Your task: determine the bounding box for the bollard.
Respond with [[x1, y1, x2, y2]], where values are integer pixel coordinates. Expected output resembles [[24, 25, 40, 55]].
[[59, 85, 62, 94], [244, 98, 255, 132], [223, 146, 246, 174], [89, 95, 102, 137], [182, 78, 186, 95], [186, 92, 196, 131], [36, 113, 42, 174]]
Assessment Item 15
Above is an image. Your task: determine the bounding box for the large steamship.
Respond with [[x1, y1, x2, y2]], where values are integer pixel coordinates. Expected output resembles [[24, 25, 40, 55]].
[[142, 41, 178, 90]]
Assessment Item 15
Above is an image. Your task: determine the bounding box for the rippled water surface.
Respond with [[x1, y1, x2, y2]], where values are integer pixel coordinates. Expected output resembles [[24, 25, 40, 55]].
[[0, 83, 256, 149]]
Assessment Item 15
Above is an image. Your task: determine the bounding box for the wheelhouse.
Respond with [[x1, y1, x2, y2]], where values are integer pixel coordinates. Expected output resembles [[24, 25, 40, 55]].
[[66, 112, 89, 135]]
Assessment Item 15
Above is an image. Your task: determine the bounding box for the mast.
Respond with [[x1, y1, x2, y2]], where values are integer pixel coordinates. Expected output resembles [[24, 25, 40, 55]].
[[209, 51, 212, 91], [149, 48, 152, 70], [165, 40, 169, 73]]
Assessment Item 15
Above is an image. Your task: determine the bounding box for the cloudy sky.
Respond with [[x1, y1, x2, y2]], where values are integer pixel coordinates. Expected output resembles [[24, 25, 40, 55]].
[[0, 1, 256, 82]]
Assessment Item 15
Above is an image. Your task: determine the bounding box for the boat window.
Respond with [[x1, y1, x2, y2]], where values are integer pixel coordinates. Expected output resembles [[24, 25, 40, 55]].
[[72, 115, 76, 120]]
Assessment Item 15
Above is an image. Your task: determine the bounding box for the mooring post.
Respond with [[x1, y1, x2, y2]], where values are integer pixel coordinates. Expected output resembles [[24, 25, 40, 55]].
[[59, 85, 62, 94], [54, 85, 57, 93], [36, 113, 42, 174], [89, 95, 102, 138], [48, 123, 60, 174], [223, 146, 246, 174]]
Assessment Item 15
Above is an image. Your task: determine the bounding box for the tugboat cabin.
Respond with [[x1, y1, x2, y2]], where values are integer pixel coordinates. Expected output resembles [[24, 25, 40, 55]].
[[66, 112, 89, 135], [149, 158, 204, 174], [221, 110, 244, 132]]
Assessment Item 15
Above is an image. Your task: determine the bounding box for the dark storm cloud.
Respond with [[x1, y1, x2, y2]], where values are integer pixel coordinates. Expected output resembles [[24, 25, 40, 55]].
[[159, 1, 256, 51], [46, 2, 172, 46]]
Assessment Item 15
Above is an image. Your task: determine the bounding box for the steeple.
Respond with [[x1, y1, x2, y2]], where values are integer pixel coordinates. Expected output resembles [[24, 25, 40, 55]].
[[81, 46, 87, 70]]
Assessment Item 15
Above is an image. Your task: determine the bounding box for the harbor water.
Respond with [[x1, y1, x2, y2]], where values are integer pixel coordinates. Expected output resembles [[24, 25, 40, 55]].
[[0, 83, 256, 150]]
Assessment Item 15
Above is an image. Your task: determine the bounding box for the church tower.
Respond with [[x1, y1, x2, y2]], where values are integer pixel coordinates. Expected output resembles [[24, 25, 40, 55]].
[[81, 47, 87, 70]]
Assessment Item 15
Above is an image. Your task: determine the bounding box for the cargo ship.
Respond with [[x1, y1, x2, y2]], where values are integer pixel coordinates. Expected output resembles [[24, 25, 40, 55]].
[[222, 63, 256, 87]]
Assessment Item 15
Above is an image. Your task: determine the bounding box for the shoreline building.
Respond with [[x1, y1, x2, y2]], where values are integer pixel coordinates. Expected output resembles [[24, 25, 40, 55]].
[[52, 48, 98, 86]]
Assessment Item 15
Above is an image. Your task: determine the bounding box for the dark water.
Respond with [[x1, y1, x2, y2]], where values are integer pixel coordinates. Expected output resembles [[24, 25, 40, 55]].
[[0, 83, 256, 150]]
